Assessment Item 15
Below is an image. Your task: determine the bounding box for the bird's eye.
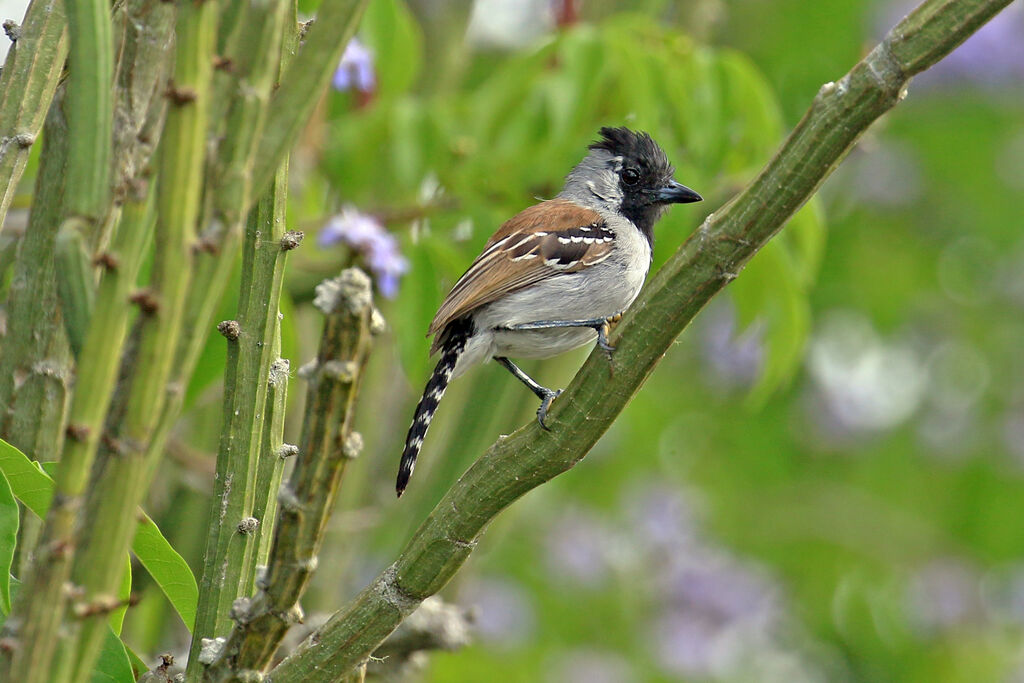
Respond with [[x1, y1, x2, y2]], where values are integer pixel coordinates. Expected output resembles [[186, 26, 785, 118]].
[[621, 168, 641, 186]]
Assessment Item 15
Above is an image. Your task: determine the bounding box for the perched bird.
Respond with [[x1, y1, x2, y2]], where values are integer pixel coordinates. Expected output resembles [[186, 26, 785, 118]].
[[396, 127, 702, 496]]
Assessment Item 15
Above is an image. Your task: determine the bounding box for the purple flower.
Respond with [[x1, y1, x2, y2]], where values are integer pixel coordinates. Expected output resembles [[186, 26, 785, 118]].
[[699, 301, 764, 389], [457, 576, 535, 649], [879, 2, 1024, 88], [332, 38, 376, 93], [545, 649, 635, 683], [542, 508, 617, 588], [906, 558, 983, 635], [320, 206, 409, 298], [622, 482, 697, 553]]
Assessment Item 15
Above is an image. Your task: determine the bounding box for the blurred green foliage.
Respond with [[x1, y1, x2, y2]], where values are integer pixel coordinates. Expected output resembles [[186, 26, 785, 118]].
[[4, 0, 1018, 680]]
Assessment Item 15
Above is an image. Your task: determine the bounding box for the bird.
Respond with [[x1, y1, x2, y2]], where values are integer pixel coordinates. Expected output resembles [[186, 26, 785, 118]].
[[396, 127, 702, 497]]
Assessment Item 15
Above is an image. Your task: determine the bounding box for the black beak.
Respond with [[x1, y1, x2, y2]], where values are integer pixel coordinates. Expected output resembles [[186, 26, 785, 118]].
[[654, 180, 703, 204]]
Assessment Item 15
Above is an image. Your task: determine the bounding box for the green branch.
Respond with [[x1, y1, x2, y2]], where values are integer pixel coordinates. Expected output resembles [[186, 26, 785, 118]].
[[267, 0, 1015, 679], [198, 269, 378, 682], [0, 91, 72, 683], [249, 0, 369, 201], [0, 0, 67, 230], [57, 0, 217, 677], [186, 170, 300, 678], [62, 0, 113, 224]]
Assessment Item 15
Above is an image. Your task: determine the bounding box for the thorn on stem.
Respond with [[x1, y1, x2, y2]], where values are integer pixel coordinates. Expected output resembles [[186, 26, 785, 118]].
[[342, 432, 363, 459], [66, 423, 90, 442], [192, 237, 220, 255], [237, 517, 259, 535], [72, 593, 139, 618], [212, 55, 234, 72], [3, 20, 19, 43], [280, 230, 304, 251], [130, 290, 160, 314], [93, 251, 120, 270], [165, 82, 198, 105], [218, 320, 241, 341]]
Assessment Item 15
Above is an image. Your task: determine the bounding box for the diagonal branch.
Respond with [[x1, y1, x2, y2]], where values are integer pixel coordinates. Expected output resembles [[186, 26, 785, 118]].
[[266, 0, 1015, 680]]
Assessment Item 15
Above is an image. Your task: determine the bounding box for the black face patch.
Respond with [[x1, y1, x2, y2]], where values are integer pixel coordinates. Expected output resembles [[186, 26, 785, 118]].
[[590, 127, 676, 246]]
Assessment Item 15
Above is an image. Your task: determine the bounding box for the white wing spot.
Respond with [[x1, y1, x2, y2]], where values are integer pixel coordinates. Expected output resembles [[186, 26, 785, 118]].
[[511, 252, 538, 261]]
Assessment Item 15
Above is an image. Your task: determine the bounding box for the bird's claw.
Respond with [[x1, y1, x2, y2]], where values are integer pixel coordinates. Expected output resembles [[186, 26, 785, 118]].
[[536, 389, 563, 431], [595, 313, 622, 366]]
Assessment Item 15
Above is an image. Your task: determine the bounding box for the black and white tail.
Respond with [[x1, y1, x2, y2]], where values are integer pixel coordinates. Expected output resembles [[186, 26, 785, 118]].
[[397, 318, 474, 497]]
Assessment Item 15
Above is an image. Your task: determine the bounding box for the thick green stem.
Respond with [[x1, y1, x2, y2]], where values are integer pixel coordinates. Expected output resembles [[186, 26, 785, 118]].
[[0, 92, 74, 683], [249, 0, 369, 200], [188, 174, 299, 676], [60, 0, 216, 677], [0, 0, 67, 230], [197, 269, 377, 683], [266, 0, 1015, 680], [62, 0, 113, 224]]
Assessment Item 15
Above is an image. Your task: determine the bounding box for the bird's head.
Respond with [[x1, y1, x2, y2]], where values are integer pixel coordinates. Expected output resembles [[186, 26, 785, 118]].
[[561, 126, 702, 244]]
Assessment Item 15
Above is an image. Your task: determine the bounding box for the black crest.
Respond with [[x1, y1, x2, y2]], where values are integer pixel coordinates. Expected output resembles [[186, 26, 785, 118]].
[[589, 127, 673, 177]]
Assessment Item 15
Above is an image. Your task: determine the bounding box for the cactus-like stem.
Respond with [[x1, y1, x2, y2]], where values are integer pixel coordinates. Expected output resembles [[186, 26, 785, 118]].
[[199, 269, 377, 683], [0, 0, 67, 230], [57, 0, 217, 677], [0, 91, 73, 683], [248, 0, 369, 200]]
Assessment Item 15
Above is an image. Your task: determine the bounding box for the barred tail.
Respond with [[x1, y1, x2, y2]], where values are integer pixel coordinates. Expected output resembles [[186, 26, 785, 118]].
[[397, 318, 473, 497]]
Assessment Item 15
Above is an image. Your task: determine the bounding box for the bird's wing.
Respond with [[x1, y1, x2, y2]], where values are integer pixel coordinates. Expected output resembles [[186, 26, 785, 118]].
[[427, 199, 615, 342]]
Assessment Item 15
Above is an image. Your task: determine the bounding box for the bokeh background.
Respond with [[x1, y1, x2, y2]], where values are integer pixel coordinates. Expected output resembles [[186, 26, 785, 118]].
[[8, 0, 1022, 680]]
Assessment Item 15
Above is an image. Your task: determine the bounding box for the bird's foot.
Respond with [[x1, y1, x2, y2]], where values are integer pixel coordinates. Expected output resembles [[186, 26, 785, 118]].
[[594, 313, 623, 366], [536, 388, 563, 431]]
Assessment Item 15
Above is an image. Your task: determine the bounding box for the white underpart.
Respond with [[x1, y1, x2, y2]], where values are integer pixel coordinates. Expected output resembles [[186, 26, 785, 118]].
[[451, 211, 651, 379]]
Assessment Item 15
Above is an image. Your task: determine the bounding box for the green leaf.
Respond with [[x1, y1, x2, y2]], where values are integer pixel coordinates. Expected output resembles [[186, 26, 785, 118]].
[[732, 241, 810, 406], [0, 439, 198, 631], [0, 471, 18, 614], [90, 628, 134, 683], [133, 514, 199, 631], [0, 438, 53, 517], [124, 644, 149, 678], [110, 555, 131, 635]]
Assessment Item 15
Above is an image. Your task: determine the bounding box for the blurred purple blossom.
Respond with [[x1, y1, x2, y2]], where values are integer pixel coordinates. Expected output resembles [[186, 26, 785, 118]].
[[661, 556, 780, 628], [545, 649, 635, 683], [652, 612, 724, 677], [332, 37, 376, 93], [880, 2, 1024, 87], [699, 301, 764, 389], [319, 206, 409, 298], [906, 558, 984, 635], [622, 482, 698, 553], [837, 143, 923, 207], [1002, 409, 1024, 468], [457, 576, 535, 649], [542, 508, 618, 588]]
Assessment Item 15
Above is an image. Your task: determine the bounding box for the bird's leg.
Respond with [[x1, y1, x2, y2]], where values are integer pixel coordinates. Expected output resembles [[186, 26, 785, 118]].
[[494, 356, 562, 430], [503, 313, 623, 362]]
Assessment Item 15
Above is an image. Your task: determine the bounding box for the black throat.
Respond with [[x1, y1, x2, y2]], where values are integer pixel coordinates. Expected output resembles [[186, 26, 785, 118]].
[[618, 200, 659, 249]]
